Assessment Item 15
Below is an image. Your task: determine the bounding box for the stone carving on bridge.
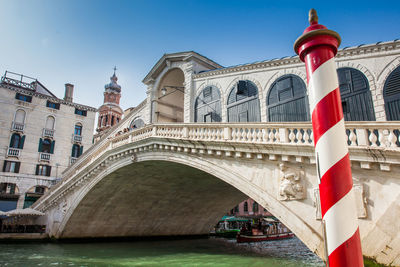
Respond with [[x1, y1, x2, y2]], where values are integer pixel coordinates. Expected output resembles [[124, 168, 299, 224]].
[[278, 163, 305, 201], [131, 153, 137, 162], [313, 184, 367, 220]]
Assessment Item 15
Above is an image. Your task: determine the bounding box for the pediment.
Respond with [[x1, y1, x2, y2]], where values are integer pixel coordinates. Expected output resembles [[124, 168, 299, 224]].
[[142, 51, 222, 85]]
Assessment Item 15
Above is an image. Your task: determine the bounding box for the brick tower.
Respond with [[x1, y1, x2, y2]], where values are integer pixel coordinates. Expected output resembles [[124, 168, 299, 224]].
[[96, 68, 123, 135]]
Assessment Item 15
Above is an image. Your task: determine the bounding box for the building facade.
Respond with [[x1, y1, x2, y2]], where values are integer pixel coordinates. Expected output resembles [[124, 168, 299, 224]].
[[0, 71, 96, 211], [229, 198, 273, 218]]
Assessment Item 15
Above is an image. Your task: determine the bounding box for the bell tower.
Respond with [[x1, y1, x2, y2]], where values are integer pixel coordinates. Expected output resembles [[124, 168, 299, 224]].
[[96, 67, 123, 134]]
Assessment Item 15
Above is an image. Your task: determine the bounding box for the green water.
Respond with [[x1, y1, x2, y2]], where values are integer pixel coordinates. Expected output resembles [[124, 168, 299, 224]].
[[0, 237, 324, 266]]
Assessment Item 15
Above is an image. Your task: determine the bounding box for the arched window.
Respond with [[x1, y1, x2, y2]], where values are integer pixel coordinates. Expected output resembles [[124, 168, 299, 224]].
[[130, 118, 145, 129], [267, 75, 310, 122], [253, 201, 259, 213], [243, 201, 248, 212], [227, 80, 260, 122], [0, 183, 18, 194], [337, 68, 375, 121], [10, 133, 25, 149], [194, 86, 222, 122], [71, 144, 83, 158], [383, 65, 400, 120], [75, 123, 82, 136], [34, 186, 46, 195], [45, 116, 55, 130], [14, 109, 26, 124]]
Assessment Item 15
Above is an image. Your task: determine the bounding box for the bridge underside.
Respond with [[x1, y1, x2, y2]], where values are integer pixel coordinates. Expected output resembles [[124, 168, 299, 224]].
[[61, 160, 247, 238]]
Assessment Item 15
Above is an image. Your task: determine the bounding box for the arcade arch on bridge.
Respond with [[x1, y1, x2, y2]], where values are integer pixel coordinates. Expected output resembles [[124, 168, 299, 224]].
[[154, 68, 185, 123], [383, 65, 400, 120], [227, 80, 261, 122], [266, 74, 310, 122], [194, 86, 222, 122], [337, 67, 376, 121]]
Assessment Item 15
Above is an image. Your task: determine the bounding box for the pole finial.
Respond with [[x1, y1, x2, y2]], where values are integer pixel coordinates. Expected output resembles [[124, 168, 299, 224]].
[[309, 9, 318, 25]]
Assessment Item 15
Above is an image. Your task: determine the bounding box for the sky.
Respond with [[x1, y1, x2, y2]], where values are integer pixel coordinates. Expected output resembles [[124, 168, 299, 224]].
[[0, 0, 399, 111]]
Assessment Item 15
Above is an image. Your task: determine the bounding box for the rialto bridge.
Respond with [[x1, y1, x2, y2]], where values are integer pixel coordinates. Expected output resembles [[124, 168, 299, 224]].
[[32, 122, 400, 265], [33, 40, 400, 266]]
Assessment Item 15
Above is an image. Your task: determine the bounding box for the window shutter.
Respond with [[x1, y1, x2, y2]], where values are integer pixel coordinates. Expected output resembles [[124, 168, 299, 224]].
[[71, 146, 75, 157], [237, 80, 247, 95], [19, 135, 25, 149], [79, 146, 83, 157], [9, 134, 15, 147], [46, 166, 51, 176], [38, 138, 43, 152], [3, 161, 8, 172], [50, 140, 55, 154], [15, 162, 20, 173], [35, 165, 40, 175]]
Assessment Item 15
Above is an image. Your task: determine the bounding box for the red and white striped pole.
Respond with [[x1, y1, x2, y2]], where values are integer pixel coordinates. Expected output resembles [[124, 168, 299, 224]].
[[294, 9, 363, 267]]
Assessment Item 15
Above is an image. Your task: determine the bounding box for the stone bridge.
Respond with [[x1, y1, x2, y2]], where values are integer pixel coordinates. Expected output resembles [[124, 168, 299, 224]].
[[33, 122, 400, 265]]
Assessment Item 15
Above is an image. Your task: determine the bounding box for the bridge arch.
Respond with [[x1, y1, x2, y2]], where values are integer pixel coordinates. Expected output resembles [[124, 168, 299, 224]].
[[54, 150, 323, 256]]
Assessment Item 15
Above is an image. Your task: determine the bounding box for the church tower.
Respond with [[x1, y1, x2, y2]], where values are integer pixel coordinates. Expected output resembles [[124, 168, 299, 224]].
[[96, 68, 123, 134]]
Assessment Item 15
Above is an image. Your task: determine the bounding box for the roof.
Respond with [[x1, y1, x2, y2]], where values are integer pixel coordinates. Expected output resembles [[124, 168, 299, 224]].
[[0, 70, 97, 111], [142, 51, 223, 85]]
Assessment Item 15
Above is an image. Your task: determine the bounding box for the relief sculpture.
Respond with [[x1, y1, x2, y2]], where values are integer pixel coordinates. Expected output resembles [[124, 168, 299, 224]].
[[278, 163, 305, 201]]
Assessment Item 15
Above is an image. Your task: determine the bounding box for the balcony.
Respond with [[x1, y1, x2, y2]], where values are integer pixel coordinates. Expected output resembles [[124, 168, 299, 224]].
[[70, 156, 78, 165], [12, 121, 25, 132], [39, 152, 51, 162], [72, 134, 82, 143], [6, 147, 21, 158], [42, 128, 55, 138]]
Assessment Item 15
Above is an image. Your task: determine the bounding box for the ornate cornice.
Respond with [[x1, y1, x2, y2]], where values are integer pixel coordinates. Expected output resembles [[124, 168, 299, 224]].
[[194, 40, 400, 79], [0, 84, 97, 112]]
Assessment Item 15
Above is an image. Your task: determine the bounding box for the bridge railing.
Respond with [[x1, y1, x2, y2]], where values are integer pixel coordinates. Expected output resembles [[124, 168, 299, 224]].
[[110, 122, 400, 149]]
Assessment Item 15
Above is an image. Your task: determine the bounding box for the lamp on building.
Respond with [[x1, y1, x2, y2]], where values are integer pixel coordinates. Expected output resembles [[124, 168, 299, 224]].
[[160, 85, 185, 97]]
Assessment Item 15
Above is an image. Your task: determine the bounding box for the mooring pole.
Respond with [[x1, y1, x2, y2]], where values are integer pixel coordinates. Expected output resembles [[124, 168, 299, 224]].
[[294, 9, 363, 267]]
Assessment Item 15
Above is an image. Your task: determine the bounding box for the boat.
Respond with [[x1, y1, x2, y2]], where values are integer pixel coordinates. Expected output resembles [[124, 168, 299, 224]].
[[213, 216, 250, 238], [236, 231, 294, 243], [236, 219, 294, 243]]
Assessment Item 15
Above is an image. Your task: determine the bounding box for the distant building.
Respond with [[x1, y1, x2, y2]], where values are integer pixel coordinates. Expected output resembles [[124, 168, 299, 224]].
[[0, 71, 96, 211], [229, 198, 273, 218]]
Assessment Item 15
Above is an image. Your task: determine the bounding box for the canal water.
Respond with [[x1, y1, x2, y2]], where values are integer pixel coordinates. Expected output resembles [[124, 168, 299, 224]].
[[0, 237, 324, 266]]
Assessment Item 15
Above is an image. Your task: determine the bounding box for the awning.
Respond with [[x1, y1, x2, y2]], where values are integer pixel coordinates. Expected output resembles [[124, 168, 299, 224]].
[[5, 208, 45, 217], [263, 217, 278, 222], [220, 216, 250, 222]]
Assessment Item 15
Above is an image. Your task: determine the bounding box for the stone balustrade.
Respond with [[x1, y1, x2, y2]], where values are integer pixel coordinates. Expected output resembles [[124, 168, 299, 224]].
[[110, 122, 399, 149], [11, 121, 24, 132], [42, 128, 55, 138], [6, 147, 21, 158], [72, 134, 82, 143], [39, 152, 51, 162]]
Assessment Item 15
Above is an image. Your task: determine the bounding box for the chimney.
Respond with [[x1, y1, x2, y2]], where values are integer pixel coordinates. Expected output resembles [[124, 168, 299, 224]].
[[64, 83, 74, 102]]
